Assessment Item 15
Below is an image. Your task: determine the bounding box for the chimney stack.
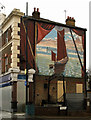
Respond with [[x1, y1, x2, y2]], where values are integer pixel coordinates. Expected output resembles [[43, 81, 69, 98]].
[[32, 7, 40, 19], [66, 16, 75, 26]]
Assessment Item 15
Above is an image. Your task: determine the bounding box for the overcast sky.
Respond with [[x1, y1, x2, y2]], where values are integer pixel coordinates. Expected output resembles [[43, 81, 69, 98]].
[[0, 0, 90, 69]]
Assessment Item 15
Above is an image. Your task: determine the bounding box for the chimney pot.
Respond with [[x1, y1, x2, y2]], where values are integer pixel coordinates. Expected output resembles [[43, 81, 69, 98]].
[[34, 7, 36, 12], [37, 8, 39, 12], [67, 16, 69, 19], [32, 7, 40, 19]]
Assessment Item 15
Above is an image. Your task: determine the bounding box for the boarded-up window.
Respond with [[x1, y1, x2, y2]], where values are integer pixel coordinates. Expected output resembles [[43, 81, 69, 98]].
[[57, 81, 66, 102], [76, 84, 83, 93]]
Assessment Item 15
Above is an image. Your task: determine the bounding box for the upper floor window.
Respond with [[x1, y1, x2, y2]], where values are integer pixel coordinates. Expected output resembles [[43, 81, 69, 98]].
[[5, 54, 8, 72], [5, 30, 8, 43], [0, 58, 1, 74], [2, 26, 12, 46]]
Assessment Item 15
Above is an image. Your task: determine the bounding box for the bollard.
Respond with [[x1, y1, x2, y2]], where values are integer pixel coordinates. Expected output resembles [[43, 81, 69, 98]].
[[87, 98, 90, 112]]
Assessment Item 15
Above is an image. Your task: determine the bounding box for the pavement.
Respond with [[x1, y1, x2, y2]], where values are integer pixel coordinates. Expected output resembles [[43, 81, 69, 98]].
[[0, 111, 91, 120]]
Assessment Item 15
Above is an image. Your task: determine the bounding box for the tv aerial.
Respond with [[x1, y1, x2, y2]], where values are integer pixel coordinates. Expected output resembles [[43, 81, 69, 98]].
[[0, 3, 5, 12], [64, 10, 67, 22]]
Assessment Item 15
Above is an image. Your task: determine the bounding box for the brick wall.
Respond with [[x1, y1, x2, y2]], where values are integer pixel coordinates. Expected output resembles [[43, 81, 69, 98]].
[[34, 75, 84, 105], [65, 77, 84, 93], [20, 19, 35, 70], [34, 75, 57, 105]]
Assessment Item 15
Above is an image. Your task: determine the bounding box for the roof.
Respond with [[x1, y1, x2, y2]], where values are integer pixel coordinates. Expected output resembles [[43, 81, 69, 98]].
[[22, 16, 87, 31], [2, 9, 24, 28]]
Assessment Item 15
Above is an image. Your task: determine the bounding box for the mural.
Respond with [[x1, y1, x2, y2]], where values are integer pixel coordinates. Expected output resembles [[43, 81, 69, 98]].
[[64, 31, 83, 77], [36, 23, 84, 77], [20, 20, 85, 78], [36, 28, 57, 75]]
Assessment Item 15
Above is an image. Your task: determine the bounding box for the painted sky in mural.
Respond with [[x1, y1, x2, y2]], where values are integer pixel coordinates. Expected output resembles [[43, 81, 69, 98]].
[[36, 25, 83, 77]]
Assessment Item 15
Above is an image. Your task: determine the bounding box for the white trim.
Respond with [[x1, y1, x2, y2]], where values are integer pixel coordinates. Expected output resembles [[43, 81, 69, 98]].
[[0, 71, 11, 77], [0, 40, 12, 52]]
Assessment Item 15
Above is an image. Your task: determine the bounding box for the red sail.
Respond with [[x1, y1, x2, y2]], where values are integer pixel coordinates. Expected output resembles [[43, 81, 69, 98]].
[[72, 29, 85, 77], [37, 23, 54, 44], [72, 29, 84, 49], [57, 29, 67, 61], [51, 50, 56, 61]]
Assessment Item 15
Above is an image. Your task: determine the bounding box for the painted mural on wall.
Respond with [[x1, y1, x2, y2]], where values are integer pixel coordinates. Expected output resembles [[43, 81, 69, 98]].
[[64, 31, 83, 77], [36, 23, 84, 77], [36, 27, 57, 75]]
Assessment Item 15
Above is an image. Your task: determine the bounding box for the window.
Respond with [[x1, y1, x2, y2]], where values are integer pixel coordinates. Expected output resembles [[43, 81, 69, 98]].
[[8, 27, 12, 41], [57, 81, 66, 102], [5, 31, 8, 43], [76, 84, 83, 93], [0, 58, 1, 74], [2, 26, 12, 46], [5, 56, 8, 72]]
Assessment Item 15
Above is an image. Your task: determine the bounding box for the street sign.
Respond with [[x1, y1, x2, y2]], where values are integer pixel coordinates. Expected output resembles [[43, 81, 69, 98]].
[[17, 74, 26, 80], [25, 81, 27, 86]]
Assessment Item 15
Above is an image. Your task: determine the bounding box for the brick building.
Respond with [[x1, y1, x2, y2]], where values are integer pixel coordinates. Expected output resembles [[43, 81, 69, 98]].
[[0, 9, 35, 112], [0, 8, 87, 113]]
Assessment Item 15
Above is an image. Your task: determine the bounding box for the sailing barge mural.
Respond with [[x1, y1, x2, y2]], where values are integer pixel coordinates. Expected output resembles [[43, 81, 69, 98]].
[[20, 17, 84, 78], [36, 24, 84, 77]]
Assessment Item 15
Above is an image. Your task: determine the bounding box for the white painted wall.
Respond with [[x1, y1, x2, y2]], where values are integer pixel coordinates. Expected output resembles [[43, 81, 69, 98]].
[[17, 81, 26, 112], [1, 86, 12, 112]]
